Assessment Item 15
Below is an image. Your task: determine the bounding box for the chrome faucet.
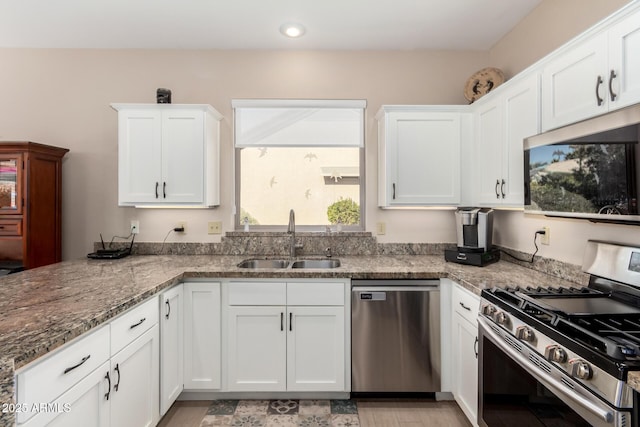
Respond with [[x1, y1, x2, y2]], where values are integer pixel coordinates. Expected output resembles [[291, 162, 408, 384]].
[[287, 209, 296, 258]]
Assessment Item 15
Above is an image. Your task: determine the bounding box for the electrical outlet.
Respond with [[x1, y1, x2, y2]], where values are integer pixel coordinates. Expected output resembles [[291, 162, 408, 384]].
[[130, 220, 140, 235], [376, 222, 386, 235], [541, 226, 550, 245], [208, 221, 222, 234], [176, 221, 187, 233]]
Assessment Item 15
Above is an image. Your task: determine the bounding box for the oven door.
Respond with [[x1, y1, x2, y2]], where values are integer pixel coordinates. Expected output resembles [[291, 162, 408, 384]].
[[478, 317, 632, 427]]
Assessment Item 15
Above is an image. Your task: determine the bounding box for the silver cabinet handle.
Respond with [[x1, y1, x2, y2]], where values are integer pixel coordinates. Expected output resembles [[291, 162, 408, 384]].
[[609, 69, 617, 102], [165, 300, 171, 319], [129, 318, 146, 329], [596, 75, 604, 106], [500, 179, 506, 198], [495, 180, 500, 199], [392, 183, 396, 200], [459, 302, 471, 311]]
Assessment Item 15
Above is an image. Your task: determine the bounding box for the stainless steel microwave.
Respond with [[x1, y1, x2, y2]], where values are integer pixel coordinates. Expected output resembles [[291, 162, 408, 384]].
[[524, 104, 640, 224]]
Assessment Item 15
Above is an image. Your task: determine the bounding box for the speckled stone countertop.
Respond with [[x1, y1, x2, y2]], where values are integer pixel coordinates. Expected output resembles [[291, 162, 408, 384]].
[[0, 254, 594, 426]]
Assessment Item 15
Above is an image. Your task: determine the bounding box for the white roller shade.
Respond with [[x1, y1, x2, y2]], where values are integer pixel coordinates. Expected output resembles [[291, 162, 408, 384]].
[[233, 99, 366, 147]]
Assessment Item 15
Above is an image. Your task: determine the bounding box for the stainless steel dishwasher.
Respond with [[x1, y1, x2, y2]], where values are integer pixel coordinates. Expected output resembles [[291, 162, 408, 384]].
[[351, 279, 441, 393]]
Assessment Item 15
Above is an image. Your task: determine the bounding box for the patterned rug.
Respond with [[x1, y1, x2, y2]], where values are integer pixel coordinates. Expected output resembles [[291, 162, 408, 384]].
[[200, 399, 359, 427]]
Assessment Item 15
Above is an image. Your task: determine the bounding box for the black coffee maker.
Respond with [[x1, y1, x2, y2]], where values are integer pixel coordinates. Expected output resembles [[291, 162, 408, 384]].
[[445, 207, 499, 266]]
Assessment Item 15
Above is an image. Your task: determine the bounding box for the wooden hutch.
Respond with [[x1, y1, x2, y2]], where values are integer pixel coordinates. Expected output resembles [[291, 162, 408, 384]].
[[0, 142, 68, 271]]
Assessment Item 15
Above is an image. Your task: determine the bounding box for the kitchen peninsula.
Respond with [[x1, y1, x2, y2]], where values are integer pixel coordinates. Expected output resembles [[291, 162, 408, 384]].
[[0, 252, 586, 427]]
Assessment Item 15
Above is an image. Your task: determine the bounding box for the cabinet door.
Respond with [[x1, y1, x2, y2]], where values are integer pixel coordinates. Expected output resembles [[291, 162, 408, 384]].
[[161, 110, 205, 204], [110, 325, 160, 427], [287, 306, 345, 392], [160, 284, 183, 415], [226, 306, 287, 391], [608, 8, 640, 111], [117, 109, 163, 205], [384, 111, 461, 205], [0, 153, 23, 214], [475, 100, 503, 205], [452, 312, 478, 427], [502, 74, 540, 206], [21, 362, 111, 427], [541, 33, 608, 131], [184, 282, 221, 390]]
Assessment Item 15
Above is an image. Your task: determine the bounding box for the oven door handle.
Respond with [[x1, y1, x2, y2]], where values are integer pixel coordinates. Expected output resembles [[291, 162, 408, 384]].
[[479, 318, 615, 425]]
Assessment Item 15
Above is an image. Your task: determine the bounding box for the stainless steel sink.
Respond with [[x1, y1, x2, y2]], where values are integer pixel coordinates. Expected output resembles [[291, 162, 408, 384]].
[[237, 259, 290, 269], [290, 259, 341, 269]]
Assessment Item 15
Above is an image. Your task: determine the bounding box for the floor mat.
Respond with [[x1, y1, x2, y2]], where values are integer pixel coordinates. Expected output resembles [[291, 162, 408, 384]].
[[200, 399, 359, 427]]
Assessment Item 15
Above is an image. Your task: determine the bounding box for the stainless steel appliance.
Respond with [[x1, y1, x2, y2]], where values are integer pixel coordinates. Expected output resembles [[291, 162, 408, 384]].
[[479, 240, 640, 427], [351, 280, 441, 393], [524, 103, 640, 224], [445, 207, 499, 266]]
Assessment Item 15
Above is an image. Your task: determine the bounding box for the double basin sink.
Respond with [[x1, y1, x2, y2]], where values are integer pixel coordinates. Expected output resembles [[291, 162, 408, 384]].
[[238, 258, 341, 269]]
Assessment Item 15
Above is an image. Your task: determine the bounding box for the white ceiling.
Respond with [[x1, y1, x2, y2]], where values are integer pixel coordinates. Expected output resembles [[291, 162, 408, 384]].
[[0, 0, 542, 50]]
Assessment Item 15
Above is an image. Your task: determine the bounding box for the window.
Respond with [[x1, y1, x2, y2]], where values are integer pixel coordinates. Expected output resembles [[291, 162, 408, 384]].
[[233, 100, 366, 229]]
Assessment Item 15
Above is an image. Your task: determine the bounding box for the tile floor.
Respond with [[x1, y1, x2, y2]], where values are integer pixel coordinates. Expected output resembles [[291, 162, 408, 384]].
[[200, 400, 360, 427]]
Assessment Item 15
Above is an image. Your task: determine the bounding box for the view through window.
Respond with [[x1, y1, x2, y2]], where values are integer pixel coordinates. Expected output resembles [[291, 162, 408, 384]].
[[234, 100, 365, 229]]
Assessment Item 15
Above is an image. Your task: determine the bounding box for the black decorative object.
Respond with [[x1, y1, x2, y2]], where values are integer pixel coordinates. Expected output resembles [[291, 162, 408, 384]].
[[157, 88, 172, 104]]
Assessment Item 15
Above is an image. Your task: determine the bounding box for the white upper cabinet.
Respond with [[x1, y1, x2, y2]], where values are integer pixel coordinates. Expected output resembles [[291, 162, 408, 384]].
[[112, 104, 222, 207], [377, 106, 466, 207], [474, 73, 540, 206], [542, 7, 640, 131]]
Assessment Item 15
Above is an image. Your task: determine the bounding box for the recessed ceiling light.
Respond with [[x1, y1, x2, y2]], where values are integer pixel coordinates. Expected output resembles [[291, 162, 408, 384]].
[[279, 23, 306, 38]]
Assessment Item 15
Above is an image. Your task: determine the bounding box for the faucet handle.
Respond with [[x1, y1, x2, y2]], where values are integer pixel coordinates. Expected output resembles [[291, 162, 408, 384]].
[[325, 247, 332, 258]]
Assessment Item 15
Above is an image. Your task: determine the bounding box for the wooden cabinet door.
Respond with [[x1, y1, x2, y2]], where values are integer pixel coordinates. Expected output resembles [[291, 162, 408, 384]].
[[183, 282, 221, 390], [160, 284, 183, 415], [0, 153, 22, 214], [226, 306, 287, 391], [117, 109, 163, 205], [608, 8, 640, 111], [161, 110, 205, 204], [541, 33, 608, 131], [286, 306, 345, 391], [110, 325, 160, 427], [384, 111, 461, 205]]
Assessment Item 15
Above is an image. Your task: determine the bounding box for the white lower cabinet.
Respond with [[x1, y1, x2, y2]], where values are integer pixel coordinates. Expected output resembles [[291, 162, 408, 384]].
[[183, 282, 221, 390], [16, 298, 160, 427], [287, 306, 345, 391], [227, 306, 287, 391], [160, 284, 183, 415], [451, 283, 480, 427], [225, 280, 348, 393], [109, 325, 159, 427]]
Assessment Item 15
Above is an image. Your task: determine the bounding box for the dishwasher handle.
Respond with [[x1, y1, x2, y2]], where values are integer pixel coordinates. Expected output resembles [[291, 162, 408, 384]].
[[352, 286, 439, 292]]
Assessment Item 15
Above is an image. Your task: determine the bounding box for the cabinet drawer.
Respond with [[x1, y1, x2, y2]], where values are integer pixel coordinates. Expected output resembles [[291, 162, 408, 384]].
[[110, 297, 159, 355], [453, 284, 480, 324], [228, 282, 286, 305], [16, 325, 110, 424], [0, 218, 21, 236], [287, 282, 344, 306]]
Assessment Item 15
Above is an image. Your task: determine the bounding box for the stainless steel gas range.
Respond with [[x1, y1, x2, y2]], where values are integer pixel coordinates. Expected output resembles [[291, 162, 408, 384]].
[[478, 240, 640, 427]]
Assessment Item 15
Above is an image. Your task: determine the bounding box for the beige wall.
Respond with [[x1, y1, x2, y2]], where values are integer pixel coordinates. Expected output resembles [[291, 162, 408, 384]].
[[0, 49, 487, 260], [0, 0, 634, 264]]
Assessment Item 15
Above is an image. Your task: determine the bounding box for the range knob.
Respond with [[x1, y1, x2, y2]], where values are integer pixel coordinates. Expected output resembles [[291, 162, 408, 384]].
[[493, 311, 510, 326], [569, 359, 593, 380], [515, 326, 536, 342], [544, 345, 568, 363], [482, 304, 497, 316]]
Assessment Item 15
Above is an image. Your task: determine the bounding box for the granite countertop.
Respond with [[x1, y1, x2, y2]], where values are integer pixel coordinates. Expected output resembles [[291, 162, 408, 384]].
[[0, 254, 610, 426]]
